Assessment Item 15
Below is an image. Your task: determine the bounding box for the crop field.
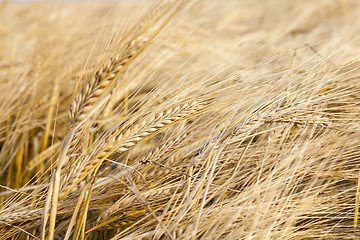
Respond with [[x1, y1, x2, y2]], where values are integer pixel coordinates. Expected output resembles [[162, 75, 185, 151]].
[[0, 0, 360, 239]]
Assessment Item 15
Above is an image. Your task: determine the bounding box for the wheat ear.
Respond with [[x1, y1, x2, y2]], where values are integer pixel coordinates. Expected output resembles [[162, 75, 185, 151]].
[[68, 0, 187, 126], [66, 0, 189, 157], [60, 100, 206, 200]]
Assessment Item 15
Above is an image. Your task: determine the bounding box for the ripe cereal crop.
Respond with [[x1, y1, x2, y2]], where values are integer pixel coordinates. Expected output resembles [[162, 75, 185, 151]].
[[0, 0, 360, 239]]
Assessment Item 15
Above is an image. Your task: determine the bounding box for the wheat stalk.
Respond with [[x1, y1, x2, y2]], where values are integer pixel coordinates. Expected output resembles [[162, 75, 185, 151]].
[[267, 114, 332, 127]]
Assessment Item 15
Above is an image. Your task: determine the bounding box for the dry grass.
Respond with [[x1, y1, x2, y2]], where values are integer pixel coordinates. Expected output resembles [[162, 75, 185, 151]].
[[0, 0, 360, 239]]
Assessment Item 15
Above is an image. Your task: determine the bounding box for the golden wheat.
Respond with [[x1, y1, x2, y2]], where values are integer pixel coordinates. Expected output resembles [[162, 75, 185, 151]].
[[1, 0, 360, 239]]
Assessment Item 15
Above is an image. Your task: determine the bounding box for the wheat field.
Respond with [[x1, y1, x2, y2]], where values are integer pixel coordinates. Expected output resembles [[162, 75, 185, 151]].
[[0, 0, 360, 239]]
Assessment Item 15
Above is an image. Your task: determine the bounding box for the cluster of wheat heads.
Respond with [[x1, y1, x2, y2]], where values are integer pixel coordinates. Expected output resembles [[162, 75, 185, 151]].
[[1, 0, 360, 239]]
